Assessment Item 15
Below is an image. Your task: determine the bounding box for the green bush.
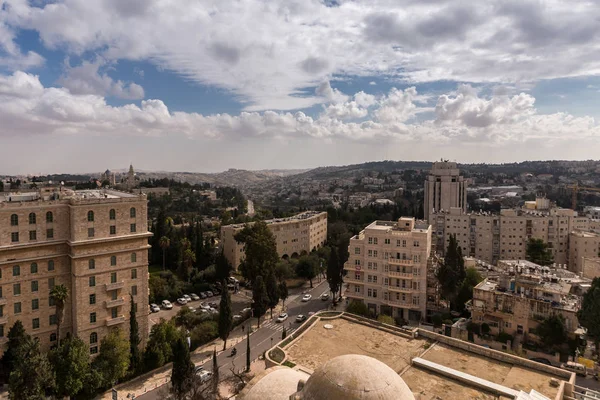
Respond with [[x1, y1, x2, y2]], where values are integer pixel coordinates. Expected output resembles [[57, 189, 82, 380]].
[[466, 322, 481, 335], [269, 348, 285, 364], [189, 321, 218, 350], [481, 323, 490, 336], [346, 300, 369, 317], [496, 332, 514, 344], [377, 315, 395, 326], [282, 360, 296, 368], [431, 314, 443, 327]]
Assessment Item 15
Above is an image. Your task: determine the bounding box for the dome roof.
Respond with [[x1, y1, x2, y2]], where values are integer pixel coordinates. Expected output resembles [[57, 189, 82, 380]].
[[299, 354, 414, 400], [240, 366, 305, 400]]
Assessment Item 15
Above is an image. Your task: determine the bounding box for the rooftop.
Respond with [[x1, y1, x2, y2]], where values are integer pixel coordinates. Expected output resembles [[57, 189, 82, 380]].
[[0, 188, 138, 204], [224, 211, 325, 229]]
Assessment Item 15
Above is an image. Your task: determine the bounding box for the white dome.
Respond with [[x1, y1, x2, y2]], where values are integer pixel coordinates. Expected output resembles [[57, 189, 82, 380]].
[[240, 366, 305, 400]]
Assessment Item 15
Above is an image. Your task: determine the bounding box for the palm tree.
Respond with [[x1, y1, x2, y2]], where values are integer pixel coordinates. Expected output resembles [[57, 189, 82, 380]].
[[159, 236, 170, 271], [50, 284, 69, 345]]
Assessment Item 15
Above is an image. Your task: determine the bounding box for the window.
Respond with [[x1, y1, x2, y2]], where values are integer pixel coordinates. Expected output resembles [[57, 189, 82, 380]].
[[413, 240, 420, 247], [354, 285, 360, 293], [368, 237, 373, 244], [50, 333, 56, 342], [354, 247, 360, 255], [29, 230, 37, 241], [30, 263, 38, 274], [12, 265, 20, 276], [109, 209, 116, 220], [111, 290, 117, 300], [131, 269, 137, 279], [368, 250, 373, 257], [402, 240, 406, 247], [111, 256, 117, 266], [14, 302, 21, 314], [11, 232, 18, 242], [396, 239, 401, 247], [90, 346, 98, 354], [10, 214, 18, 226], [28, 213, 36, 224], [354, 259, 361, 266], [32, 299, 39, 310], [32, 318, 40, 329], [90, 312, 96, 323], [130, 207, 136, 218], [49, 314, 57, 325], [384, 239, 390, 245], [131, 253, 137, 263], [0, 287, 2, 298], [31, 281, 38, 292], [46, 228, 54, 239], [88, 259, 95, 270], [88, 228, 95, 238], [130, 223, 136, 233], [13, 283, 20, 295], [110, 272, 117, 283], [87, 210, 94, 222], [90, 332, 98, 344], [110, 225, 116, 235], [46, 211, 53, 223], [373, 250, 378, 258], [89, 294, 96, 305], [111, 308, 118, 318], [48, 260, 56, 272], [48, 277, 55, 290], [89, 276, 96, 287], [131, 285, 138, 295], [354, 272, 361, 280], [373, 238, 378, 245]]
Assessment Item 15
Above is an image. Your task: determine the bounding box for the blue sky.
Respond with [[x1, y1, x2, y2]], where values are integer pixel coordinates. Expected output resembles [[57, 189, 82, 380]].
[[1, 0, 600, 175]]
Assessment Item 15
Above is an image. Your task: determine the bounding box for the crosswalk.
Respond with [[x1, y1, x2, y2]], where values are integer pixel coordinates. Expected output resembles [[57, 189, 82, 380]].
[[262, 319, 297, 334]]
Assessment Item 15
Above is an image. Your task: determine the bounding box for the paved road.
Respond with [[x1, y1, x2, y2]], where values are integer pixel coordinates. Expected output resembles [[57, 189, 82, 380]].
[[137, 280, 330, 400]]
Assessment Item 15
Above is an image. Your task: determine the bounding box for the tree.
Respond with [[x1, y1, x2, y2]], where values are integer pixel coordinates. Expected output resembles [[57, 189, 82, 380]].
[[143, 320, 182, 371], [327, 247, 342, 302], [266, 273, 280, 318], [234, 221, 279, 284], [171, 336, 195, 399], [278, 281, 289, 309], [218, 281, 233, 351], [346, 300, 369, 317], [578, 277, 600, 351], [295, 255, 318, 288], [181, 248, 196, 282], [246, 330, 251, 372], [8, 336, 54, 399], [436, 234, 466, 309], [49, 335, 90, 398], [282, 326, 287, 340], [93, 328, 130, 388], [455, 267, 484, 313], [129, 295, 142, 374], [526, 238, 554, 266], [50, 284, 69, 345], [212, 348, 219, 396], [252, 275, 269, 328], [1, 321, 28, 383], [537, 315, 568, 349], [215, 249, 233, 282], [159, 236, 171, 271]]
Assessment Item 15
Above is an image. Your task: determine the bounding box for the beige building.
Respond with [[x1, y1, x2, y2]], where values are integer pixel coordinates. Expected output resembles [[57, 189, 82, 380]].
[[569, 231, 600, 275], [221, 211, 327, 270], [424, 161, 467, 224], [0, 188, 151, 355], [344, 217, 431, 322]]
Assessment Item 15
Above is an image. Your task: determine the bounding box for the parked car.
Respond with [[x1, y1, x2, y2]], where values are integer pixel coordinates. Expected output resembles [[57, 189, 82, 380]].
[[228, 277, 239, 284], [206, 291, 214, 297], [200, 292, 208, 299], [296, 315, 307, 323], [233, 314, 242, 321], [197, 370, 213, 383], [208, 301, 218, 308], [302, 294, 312, 302], [190, 293, 200, 301], [177, 297, 188, 305], [276, 313, 288, 323], [242, 307, 252, 315], [530, 358, 552, 366], [208, 307, 218, 314], [194, 366, 204, 374], [183, 294, 192, 302], [150, 303, 160, 313], [561, 361, 587, 377], [161, 300, 173, 310], [200, 303, 211, 310], [187, 306, 196, 313], [320, 292, 330, 301]]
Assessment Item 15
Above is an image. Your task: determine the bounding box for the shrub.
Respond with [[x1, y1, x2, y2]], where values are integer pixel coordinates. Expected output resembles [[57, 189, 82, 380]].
[[481, 323, 490, 336], [431, 314, 443, 327], [269, 348, 285, 364], [496, 332, 514, 344], [189, 321, 218, 350], [346, 300, 369, 317], [466, 322, 481, 335], [377, 315, 395, 326], [283, 360, 296, 368]]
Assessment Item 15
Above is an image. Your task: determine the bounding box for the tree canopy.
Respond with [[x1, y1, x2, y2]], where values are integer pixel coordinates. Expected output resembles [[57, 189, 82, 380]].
[[578, 277, 600, 349], [295, 255, 318, 288], [171, 336, 194, 399], [129, 295, 142, 374], [92, 329, 130, 388], [218, 281, 233, 351], [234, 221, 279, 283], [8, 335, 54, 399], [526, 238, 554, 266], [49, 334, 90, 397], [536, 314, 568, 349], [252, 275, 269, 327], [436, 234, 466, 309]]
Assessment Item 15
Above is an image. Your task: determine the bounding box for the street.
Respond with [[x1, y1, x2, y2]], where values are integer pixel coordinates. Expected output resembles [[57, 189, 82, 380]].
[[136, 280, 330, 399]]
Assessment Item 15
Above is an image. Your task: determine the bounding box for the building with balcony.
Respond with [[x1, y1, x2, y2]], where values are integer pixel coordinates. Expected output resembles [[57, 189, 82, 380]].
[[343, 217, 431, 322], [221, 211, 327, 270], [424, 161, 468, 224], [0, 187, 151, 355]]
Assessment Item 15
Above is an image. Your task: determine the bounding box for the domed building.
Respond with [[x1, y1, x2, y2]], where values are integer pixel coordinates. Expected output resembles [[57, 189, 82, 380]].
[[239, 354, 415, 400]]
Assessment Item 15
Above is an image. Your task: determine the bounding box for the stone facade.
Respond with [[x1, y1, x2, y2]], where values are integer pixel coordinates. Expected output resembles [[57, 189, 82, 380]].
[[0, 188, 151, 355], [424, 161, 468, 224]]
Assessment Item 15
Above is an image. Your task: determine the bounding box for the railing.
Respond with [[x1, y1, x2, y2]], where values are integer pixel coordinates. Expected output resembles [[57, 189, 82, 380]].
[[388, 270, 414, 278], [105, 315, 126, 326], [345, 276, 363, 283], [386, 299, 418, 308], [105, 281, 125, 291], [105, 297, 125, 308], [387, 285, 416, 293], [388, 258, 413, 266]]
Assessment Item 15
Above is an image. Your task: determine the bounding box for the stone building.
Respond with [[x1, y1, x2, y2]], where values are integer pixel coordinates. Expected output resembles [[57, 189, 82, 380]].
[[221, 211, 327, 270], [0, 187, 151, 354], [424, 161, 468, 224], [569, 230, 600, 275], [343, 217, 431, 322]]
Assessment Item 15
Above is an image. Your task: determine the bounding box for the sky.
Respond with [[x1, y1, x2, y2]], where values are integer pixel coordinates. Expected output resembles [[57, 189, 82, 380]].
[[2, 0, 600, 175]]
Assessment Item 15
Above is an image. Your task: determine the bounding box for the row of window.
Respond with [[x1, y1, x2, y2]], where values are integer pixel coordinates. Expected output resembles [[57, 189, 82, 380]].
[[9, 223, 137, 243], [9, 207, 137, 227], [364, 238, 420, 247], [89, 270, 138, 287], [5, 253, 137, 278], [87, 208, 136, 222]]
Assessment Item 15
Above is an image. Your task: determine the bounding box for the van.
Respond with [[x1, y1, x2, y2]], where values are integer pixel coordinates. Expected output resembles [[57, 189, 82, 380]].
[[561, 361, 586, 377]]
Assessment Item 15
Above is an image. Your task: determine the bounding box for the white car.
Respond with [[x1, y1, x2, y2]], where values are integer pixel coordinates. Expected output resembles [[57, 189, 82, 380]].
[[150, 303, 160, 313], [161, 300, 173, 310], [183, 294, 192, 302], [177, 297, 188, 305], [276, 313, 288, 323], [187, 306, 196, 313], [302, 294, 312, 302], [320, 292, 330, 301], [200, 303, 211, 310], [197, 370, 213, 383], [190, 293, 200, 301]]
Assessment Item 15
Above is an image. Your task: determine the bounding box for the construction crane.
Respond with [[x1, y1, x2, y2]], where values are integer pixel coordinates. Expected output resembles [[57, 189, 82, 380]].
[[567, 184, 600, 210]]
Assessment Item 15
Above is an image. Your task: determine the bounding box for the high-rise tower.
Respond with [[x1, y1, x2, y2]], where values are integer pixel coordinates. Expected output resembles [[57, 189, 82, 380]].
[[424, 161, 467, 224]]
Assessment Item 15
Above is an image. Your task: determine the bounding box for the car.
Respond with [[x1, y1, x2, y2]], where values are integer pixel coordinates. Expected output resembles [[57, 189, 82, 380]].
[[228, 277, 239, 284], [296, 315, 307, 323], [150, 303, 160, 313], [177, 297, 188, 305], [208, 301, 218, 308], [302, 294, 312, 302], [190, 293, 200, 301], [276, 313, 288, 323], [206, 291, 214, 297], [530, 357, 552, 366], [199, 309, 209, 314], [208, 307, 218, 314], [233, 315, 242, 321], [187, 306, 196, 313], [320, 292, 330, 301], [197, 370, 213, 383], [200, 292, 208, 299], [200, 303, 211, 310], [194, 365, 204, 374], [242, 307, 252, 315], [308, 311, 315, 316], [161, 300, 173, 310], [561, 361, 587, 377], [183, 294, 192, 302]]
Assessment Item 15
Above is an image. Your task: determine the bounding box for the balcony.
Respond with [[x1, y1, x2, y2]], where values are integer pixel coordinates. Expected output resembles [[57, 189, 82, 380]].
[[105, 281, 125, 291], [105, 297, 125, 308], [387, 285, 415, 293], [105, 315, 126, 327], [386, 299, 418, 309], [388, 270, 414, 278], [388, 258, 412, 266], [0, 297, 7, 306], [0, 315, 7, 325], [345, 276, 364, 284]]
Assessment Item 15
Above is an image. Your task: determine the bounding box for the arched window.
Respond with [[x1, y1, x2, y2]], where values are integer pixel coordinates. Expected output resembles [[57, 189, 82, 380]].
[[109, 209, 116, 220], [28, 213, 36, 224], [46, 211, 53, 223], [88, 259, 95, 270], [87, 211, 94, 222], [130, 207, 136, 218], [48, 260, 55, 271], [90, 332, 98, 344], [10, 214, 18, 226], [131, 253, 137, 263], [110, 256, 117, 266]]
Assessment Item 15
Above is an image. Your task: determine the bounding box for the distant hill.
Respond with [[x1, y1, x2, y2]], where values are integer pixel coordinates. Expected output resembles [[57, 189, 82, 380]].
[[138, 168, 309, 187]]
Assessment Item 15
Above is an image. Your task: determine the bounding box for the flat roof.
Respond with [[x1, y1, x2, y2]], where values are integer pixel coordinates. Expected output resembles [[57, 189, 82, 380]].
[[224, 211, 326, 229], [0, 188, 138, 203]]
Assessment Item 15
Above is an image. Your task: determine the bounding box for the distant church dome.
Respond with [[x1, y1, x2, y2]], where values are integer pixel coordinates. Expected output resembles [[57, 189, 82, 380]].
[[298, 354, 414, 400]]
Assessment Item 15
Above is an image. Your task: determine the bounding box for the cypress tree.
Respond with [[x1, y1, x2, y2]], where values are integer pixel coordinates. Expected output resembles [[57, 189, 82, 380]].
[[129, 295, 141, 374], [218, 281, 233, 351]]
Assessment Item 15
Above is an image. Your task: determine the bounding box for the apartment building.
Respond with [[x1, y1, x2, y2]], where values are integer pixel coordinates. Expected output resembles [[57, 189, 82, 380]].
[[470, 260, 587, 341], [343, 217, 431, 322], [0, 188, 151, 355], [221, 211, 327, 270], [424, 161, 468, 224], [569, 231, 600, 274]]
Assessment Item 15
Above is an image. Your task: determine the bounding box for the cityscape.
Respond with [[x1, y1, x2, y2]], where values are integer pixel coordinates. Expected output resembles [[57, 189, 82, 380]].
[[2, 1, 600, 400]]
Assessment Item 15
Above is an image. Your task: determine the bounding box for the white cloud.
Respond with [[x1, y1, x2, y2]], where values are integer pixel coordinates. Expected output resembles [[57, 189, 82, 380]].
[[315, 81, 349, 104], [57, 58, 145, 100]]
